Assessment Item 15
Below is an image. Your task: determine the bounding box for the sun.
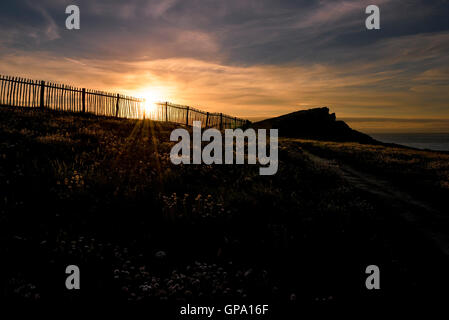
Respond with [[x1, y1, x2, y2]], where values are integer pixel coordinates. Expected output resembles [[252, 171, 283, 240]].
[[143, 99, 157, 115], [140, 88, 166, 116]]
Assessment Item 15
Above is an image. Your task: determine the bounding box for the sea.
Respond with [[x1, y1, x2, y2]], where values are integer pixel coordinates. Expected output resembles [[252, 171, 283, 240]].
[[370, 133, 449, 152]]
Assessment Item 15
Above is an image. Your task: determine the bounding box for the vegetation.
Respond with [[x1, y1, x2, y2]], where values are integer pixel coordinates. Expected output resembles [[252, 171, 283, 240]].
[[296, 139, 449, 210], [1, 106, 448, 309]]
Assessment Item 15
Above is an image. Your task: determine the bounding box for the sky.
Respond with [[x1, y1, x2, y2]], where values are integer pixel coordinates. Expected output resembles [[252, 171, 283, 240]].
[[0, 0, 449, 132]]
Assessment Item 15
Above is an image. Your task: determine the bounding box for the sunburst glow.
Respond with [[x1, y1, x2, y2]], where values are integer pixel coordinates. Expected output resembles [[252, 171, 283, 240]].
[[140, 88, 167, 118], [143, 100, 157, 115]]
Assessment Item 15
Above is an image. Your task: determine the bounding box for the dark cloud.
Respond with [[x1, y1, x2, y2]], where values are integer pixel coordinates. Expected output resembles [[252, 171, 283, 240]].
[[1, 0, 448, 123], [1, 0, 448, 64]]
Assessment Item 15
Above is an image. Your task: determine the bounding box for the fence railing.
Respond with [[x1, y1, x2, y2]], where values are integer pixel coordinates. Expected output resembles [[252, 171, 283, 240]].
[[151, 102, 249, 129], [0, 75, 249, 130]]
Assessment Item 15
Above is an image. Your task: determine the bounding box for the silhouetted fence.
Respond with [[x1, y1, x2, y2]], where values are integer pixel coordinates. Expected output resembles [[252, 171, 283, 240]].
[[151, 102, 248, 129], [0, 75, 249, 130]]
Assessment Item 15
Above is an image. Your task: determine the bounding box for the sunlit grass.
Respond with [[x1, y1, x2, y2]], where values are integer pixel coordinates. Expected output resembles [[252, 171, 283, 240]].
[[295, 138, 449, 196]]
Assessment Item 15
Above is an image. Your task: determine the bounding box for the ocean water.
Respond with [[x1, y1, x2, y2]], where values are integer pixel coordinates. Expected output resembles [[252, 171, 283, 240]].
[[370, 133, 449, 152]]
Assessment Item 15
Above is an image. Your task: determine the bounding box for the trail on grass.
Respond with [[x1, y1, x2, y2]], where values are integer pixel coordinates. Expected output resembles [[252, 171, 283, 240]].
[[291, 146, 449, 257]]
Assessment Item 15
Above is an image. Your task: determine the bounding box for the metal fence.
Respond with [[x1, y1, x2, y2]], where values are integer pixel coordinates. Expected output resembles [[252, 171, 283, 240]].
[[0, 75, 249, 129]]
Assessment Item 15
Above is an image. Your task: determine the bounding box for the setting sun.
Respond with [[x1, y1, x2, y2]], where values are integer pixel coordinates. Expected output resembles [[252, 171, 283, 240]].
[[143, 100, 157, 115], [139, 87, 168, 117]]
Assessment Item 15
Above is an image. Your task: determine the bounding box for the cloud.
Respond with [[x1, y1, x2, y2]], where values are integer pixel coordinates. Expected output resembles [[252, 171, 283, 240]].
[[2, 33, 448, 121], [0, 0, 448, 132], [144, 0, 179, 18], [293, 0, 381, 29], [343, 117, 449, 133]]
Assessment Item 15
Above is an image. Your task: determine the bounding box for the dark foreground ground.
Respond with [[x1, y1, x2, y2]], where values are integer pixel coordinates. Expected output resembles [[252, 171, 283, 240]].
[[1, 106, 448, 313]]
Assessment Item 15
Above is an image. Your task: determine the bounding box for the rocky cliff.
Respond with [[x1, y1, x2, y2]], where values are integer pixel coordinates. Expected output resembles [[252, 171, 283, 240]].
[[253, 107, 377, 144]]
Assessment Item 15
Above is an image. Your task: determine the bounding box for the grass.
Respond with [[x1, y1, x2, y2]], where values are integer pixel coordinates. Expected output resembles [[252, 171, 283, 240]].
[[295, 139, 449, 210], [1, 106, 448, 308]]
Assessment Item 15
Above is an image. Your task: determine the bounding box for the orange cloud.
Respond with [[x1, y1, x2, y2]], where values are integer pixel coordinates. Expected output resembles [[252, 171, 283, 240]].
[[1, 30, 448, 130]]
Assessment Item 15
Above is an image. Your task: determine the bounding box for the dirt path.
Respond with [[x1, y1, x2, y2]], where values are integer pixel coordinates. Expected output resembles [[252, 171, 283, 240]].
[[300, 149, 449, 257]]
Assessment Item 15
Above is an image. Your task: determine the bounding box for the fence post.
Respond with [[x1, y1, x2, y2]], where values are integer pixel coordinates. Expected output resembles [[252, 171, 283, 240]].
[[116, 94, 120, 117], [12, 78, 18, 106], [206, 112, 209, 128], [39, 80, 45, 108], [220, 113, 223, 131], [165, 102, 168, 122], [6, 77, 12, 105], [82, 88, 86, 113], [186, 106, 189, 126], [8, 77, 15, 106]]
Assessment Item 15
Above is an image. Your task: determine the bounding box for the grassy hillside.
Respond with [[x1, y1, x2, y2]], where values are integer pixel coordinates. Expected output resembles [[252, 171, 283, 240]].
[[1, 106, 448, 309], [293, 139, 449, 211]]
